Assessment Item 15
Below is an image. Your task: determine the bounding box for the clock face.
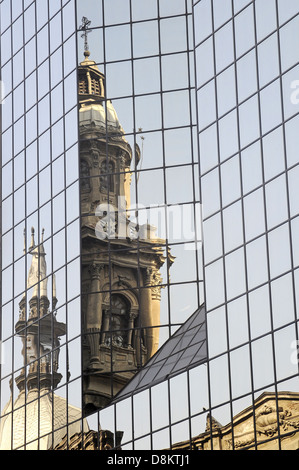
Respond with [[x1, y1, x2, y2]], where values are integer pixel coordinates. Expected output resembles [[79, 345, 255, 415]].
[[113, 335, 123, 348]]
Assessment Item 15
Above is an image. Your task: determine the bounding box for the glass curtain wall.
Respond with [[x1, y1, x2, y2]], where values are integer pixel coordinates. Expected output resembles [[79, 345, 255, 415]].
[[1, 0, 298, 453], [195, 0, 299, 450], [79, 0, 299, 451], [0, 0, 82, 450], [76, 0, 204, 449]]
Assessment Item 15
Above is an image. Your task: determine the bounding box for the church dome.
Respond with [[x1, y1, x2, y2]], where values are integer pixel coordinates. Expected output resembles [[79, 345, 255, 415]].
[[0, 390, 88, 450], [79, 100, 124, 134]]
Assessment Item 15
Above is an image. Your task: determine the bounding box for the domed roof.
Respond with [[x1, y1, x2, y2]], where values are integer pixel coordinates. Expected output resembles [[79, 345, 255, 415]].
[[79, 100, 124, 135], [0, 389, 88, 450]]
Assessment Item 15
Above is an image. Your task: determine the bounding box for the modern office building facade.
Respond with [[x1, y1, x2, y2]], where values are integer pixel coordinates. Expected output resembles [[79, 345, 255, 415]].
[[0, 0, 298, 451]]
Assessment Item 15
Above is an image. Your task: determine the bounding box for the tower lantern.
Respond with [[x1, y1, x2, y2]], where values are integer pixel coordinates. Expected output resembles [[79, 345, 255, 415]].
[[15, 227, 66, 392]]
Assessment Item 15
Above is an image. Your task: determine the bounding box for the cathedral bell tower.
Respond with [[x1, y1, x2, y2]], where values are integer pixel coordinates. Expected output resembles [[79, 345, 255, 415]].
[[16, 228, 66, 392], [0, 229, 86, 450], [78, 20, 173, 414]]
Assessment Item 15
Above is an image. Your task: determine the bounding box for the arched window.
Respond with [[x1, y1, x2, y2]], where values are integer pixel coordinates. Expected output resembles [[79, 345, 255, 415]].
[[100, 159, 114, 192], [105, 295, 129, 347]]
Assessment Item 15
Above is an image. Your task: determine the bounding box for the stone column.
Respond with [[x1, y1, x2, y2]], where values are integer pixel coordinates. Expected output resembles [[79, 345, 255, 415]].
[[127, 310, 137, 348], [100, 308, 110, 345], [86, 263, 103, 370], [140, 269, 152, 358], [141, 267, 162, 361], [150, 271, 163, 358]]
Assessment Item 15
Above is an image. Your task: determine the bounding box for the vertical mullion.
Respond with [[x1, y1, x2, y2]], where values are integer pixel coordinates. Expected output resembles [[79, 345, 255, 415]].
[[184, 0, 201, 308], [21, 0, 29, 450], [274, 0, 299, 373], [101, 0, 112, 403], [10, 0, 15, 451], [48, 0, 54, 266], [129, 0, 144, 378], [231, 0, 258, 450], [74, 0, 84, 451], [0, 0, 2, 448], [252, 0, 282, 450], [209, 0, 234, 450], [156, 0, 172, 358], [185, 0, 198, 450], [274, 0, 299, 448], [192, 0, 213, 451], [128, 0, 137, 449], [156, 0, 173, 449]]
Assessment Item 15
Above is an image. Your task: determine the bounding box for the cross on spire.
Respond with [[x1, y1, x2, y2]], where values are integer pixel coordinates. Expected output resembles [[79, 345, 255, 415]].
[[79, 16, 92, 56]]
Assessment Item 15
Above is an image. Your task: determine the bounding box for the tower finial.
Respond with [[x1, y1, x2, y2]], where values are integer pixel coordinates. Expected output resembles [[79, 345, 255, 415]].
[[79, 16, 92, 58], [23, 228, 26, 253], [29, 227, 35, 250]]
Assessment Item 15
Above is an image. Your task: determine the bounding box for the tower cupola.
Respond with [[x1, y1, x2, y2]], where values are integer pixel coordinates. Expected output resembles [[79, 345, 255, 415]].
[[15, 228, 66, 392]]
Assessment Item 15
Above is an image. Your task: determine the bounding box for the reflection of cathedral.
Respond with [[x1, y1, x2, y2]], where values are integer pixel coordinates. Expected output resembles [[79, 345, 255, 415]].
[[78, 49, 174, 414], [170, 392, 299, 451], [0, 229, 87, 450]]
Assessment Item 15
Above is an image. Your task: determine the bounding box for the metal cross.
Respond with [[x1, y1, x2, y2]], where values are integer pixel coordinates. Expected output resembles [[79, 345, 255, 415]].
[[79, 16, 92, 52]]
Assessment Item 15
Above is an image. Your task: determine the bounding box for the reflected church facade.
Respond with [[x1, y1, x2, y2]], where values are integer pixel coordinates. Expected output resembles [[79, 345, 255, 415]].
[[78, 45, 173, 413], [0, 228, 86, 450]]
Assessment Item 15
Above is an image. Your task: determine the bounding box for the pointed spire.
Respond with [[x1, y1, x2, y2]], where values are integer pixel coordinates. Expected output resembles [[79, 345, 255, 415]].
[[26, 227, 47, 298], [29, 226, 35, 251], [15, 228, 66, 394], [205, 412, 222, 432]]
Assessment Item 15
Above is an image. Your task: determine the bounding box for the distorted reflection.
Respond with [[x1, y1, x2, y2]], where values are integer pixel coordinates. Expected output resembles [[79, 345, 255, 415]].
[[0, 228, 86, 450], [78, 19, 174, 414]]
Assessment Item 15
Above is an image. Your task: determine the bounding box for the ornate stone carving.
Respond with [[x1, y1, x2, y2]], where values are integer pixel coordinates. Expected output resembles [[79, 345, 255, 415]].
[[224, 403, 299, 449], [144, 267, 163, 301], [225, 435, 256, 450], [88, 263, 104, 280], [144, 267, 153, 286], [80, 160, 91, 191], [100, 159, 115, 192], [118, 151, 127, 170], [256, 405, 299, 437], [91, 151, 99, 168]]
